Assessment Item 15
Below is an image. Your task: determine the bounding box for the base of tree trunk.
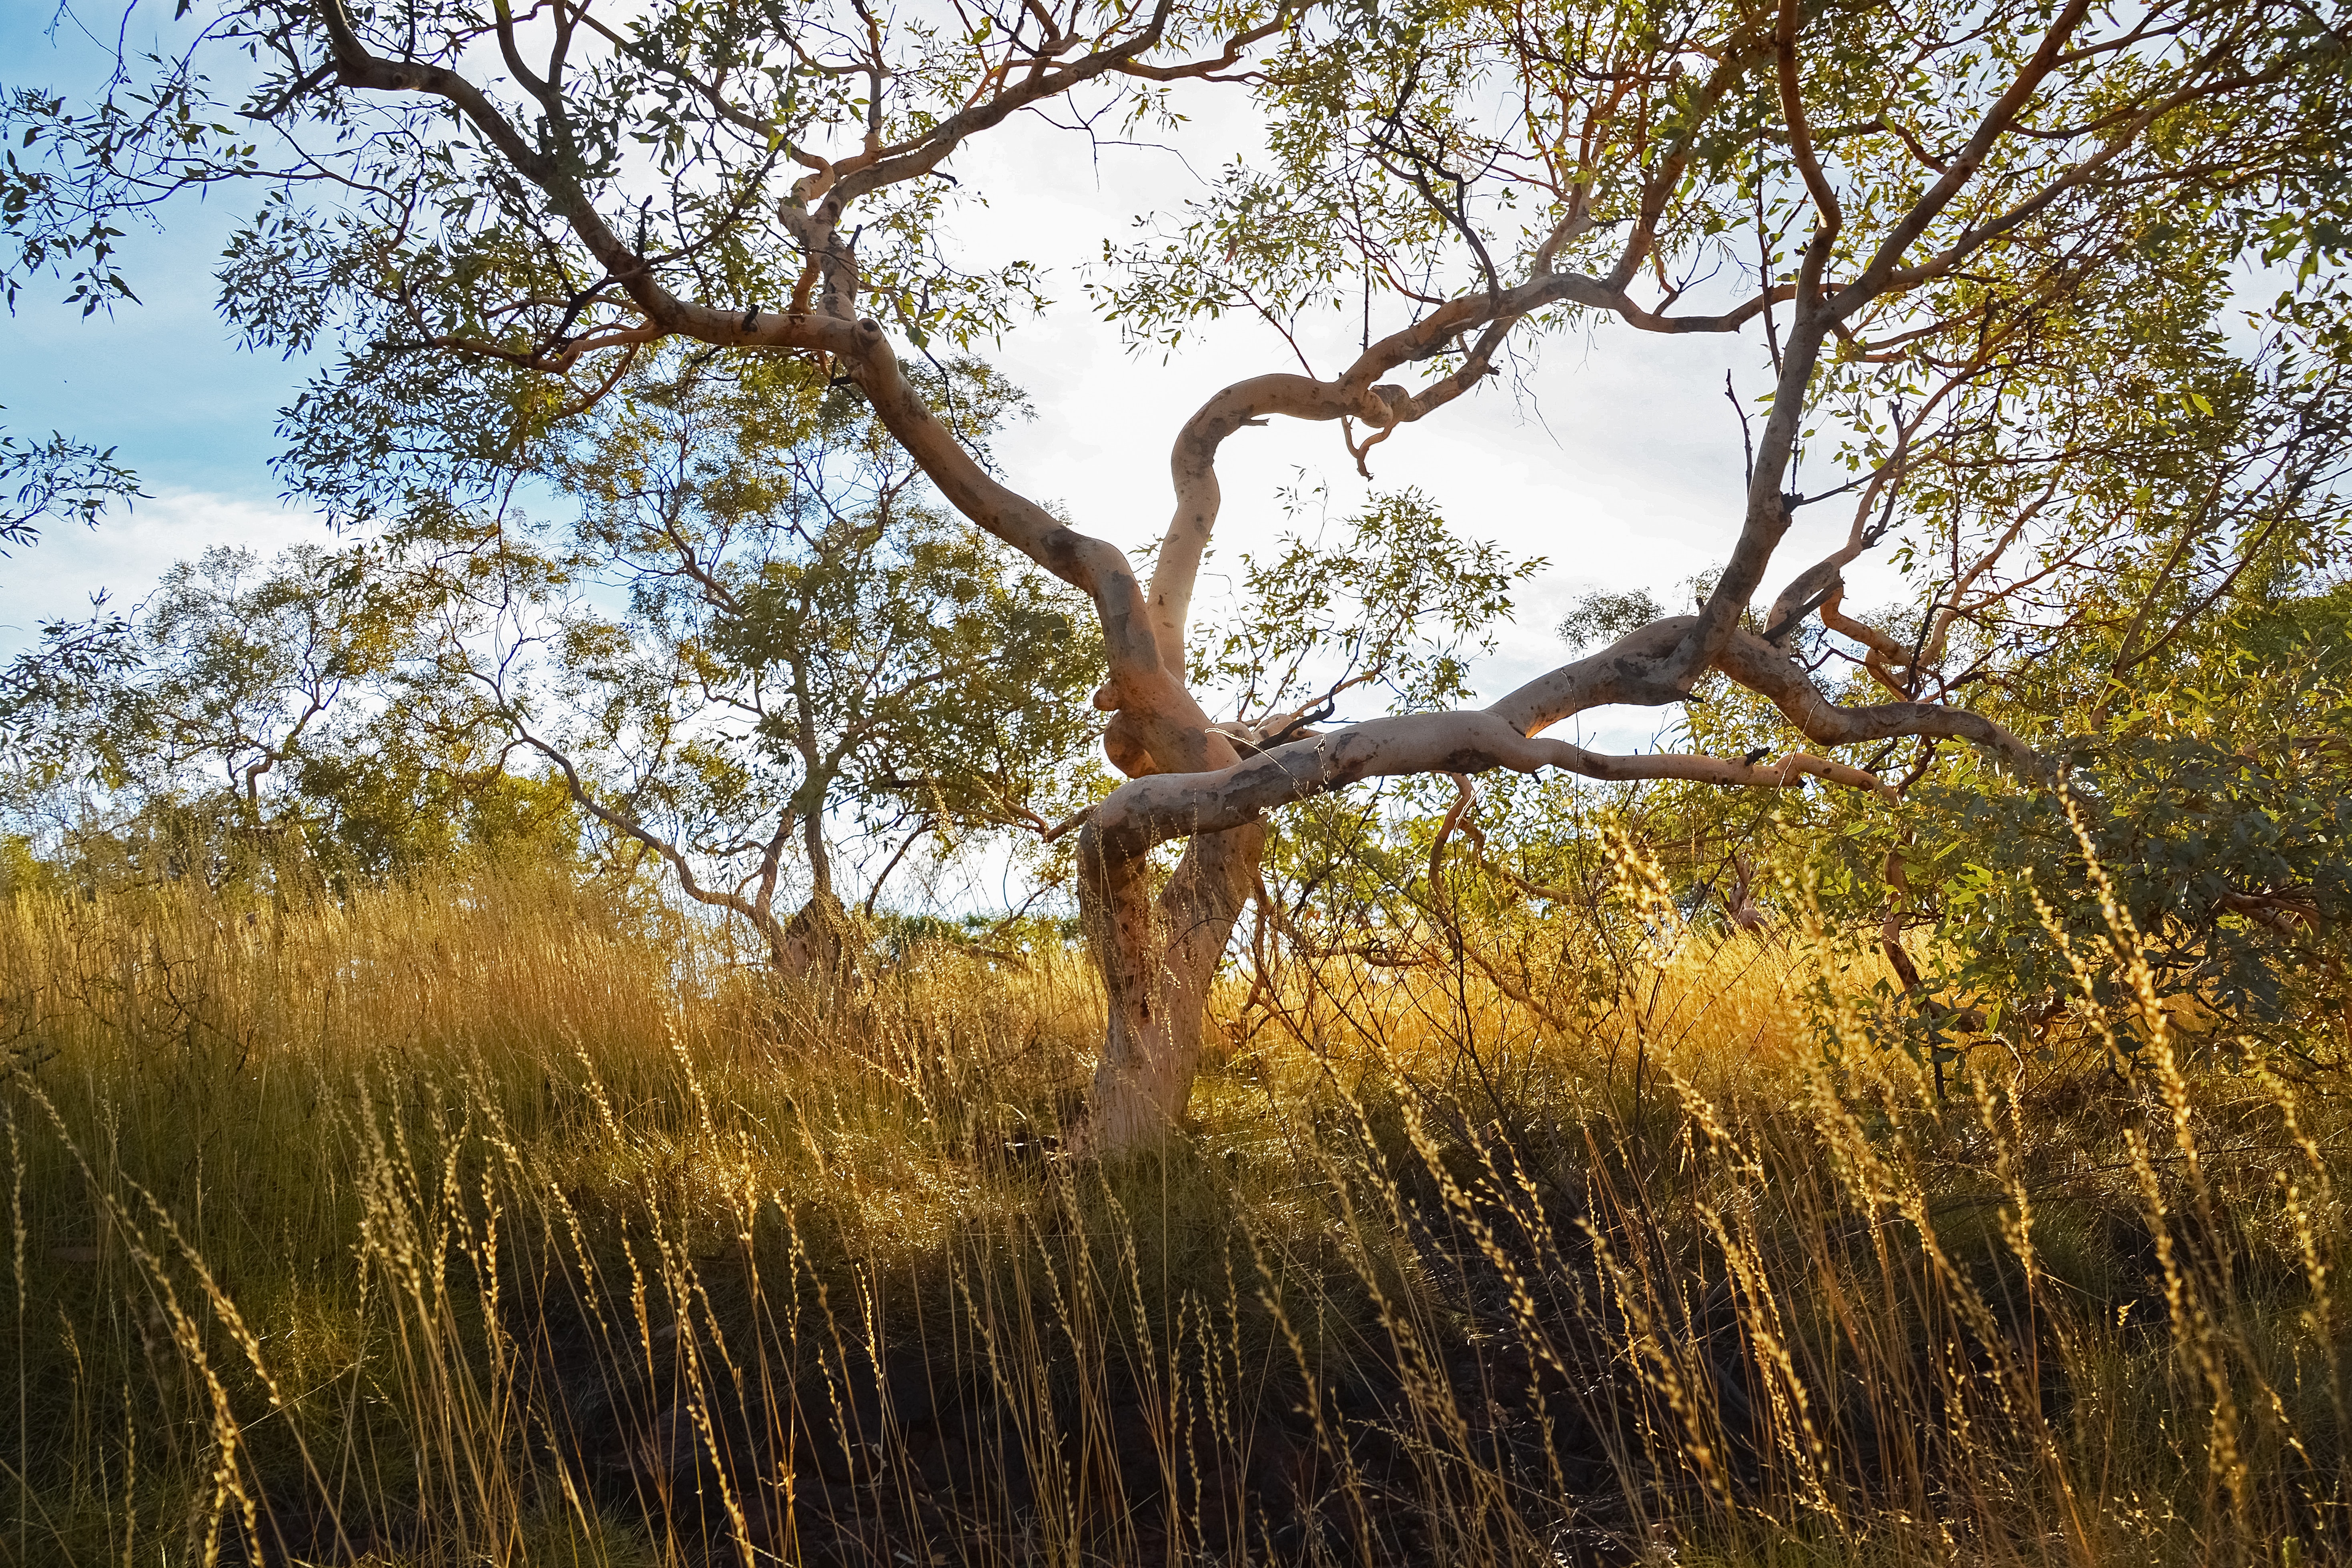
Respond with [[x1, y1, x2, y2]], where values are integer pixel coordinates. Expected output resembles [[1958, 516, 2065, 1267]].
[[1073, 819, 1263, 1155], [778, 890, 861, 983]]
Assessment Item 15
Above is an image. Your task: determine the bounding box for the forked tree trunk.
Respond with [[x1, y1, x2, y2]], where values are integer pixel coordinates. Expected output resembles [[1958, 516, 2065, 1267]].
[[1075, 817, 1265, 1151]]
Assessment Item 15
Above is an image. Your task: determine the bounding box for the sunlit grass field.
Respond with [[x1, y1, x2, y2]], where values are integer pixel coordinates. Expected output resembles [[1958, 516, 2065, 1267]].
[[3, 865, 2345, 1566]]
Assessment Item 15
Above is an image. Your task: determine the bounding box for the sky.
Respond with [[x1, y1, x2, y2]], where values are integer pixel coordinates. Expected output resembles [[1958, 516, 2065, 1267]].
[[0, 6, 1877, 752]]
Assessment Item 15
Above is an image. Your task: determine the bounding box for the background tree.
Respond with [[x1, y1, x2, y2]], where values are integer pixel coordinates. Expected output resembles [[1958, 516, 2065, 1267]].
[[6, 0, 2345, 1145], [440, 349, 1105, 971], [2, 539, 575, 891], [8, 543, 404, 886], [1188, 486, 1542, 748]]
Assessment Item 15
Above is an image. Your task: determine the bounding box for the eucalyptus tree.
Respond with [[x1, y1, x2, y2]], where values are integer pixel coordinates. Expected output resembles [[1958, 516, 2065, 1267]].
[[6, 0, 2344, 1145], [455, 349, 1103, 971], [4, 541, 435, 887]]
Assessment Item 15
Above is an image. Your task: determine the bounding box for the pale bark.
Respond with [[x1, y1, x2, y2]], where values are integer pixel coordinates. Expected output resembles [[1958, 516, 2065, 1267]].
[[1075, 818, 1265, 1150]]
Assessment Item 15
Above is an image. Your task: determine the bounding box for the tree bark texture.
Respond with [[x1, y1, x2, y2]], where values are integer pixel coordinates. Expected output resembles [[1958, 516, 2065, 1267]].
[[1075, 819, 1266, 1151]]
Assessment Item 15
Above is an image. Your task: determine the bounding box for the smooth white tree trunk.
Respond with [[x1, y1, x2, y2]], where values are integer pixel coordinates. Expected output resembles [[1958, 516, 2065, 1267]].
[[1075, 818, 1264, 1152]]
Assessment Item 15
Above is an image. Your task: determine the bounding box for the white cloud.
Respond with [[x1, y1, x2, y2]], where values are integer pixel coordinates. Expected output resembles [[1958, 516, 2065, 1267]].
[[0, 490, 332, 656]]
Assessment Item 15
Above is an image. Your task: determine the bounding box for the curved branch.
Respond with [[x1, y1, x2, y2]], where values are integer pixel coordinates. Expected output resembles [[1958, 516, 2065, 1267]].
[[1087, 606, 2044, 864], [510, 718, 795, 959], [1827, 0, 2097, 317], [1091, 708, 1885, 858], [821, 318, 1225, 771], [1775, 0, 1844, 253], [1147, 261, 1695, 676], [1816, 584, 1915, 697], [1667, 0, 2110, 692], [822, 0, 1287, 204], [1714, 628, 2042, 778], [1484, 616, 1698, 733]]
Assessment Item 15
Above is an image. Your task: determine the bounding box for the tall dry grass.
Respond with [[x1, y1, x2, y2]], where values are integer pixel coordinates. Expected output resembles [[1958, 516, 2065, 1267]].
[[2, 861, 2346, 1567]]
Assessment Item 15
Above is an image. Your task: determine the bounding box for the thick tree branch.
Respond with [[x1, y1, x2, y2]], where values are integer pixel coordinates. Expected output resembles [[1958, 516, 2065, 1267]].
[[1091, 711, 1885, 860]]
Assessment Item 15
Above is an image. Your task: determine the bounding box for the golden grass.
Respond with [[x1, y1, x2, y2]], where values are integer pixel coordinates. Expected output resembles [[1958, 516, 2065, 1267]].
[[3, 864, 2347, 1567]]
